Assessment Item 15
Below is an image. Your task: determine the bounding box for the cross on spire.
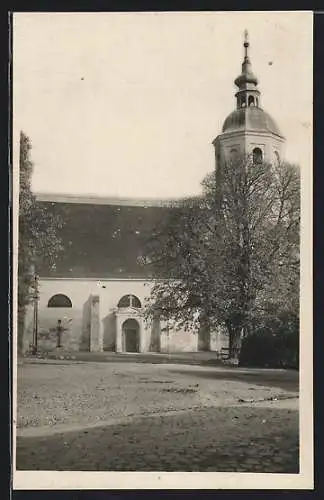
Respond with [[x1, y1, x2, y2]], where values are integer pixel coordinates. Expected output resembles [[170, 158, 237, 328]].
[[244, 29, 249, 59]]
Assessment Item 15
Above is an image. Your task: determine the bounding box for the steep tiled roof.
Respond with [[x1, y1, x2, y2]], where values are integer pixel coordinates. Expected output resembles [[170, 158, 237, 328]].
[[35, 194, 178, 279]]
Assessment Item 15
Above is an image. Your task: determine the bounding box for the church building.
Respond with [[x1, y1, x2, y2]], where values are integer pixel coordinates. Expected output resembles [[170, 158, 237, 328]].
[[23, 33, 285, 355]]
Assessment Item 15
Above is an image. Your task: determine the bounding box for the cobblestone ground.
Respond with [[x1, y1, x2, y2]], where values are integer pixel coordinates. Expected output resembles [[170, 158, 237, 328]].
[[16, 406, 299, 472], [15, 359, 299, 472]]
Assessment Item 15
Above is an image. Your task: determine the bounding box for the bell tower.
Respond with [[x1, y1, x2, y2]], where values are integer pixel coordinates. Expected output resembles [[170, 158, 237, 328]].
[[213, 31, 285, 170], [234, 30, 261, 110]]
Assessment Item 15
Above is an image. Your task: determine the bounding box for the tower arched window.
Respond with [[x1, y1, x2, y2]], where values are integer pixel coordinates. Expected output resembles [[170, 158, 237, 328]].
[[48, 294, 72, 308], [253, 147, 263, 164], [117, 294, 142, 309], [230, 148, 238, 162], [238, 96, 246, 108], [248, 96, 255, 107], [274, 151, 280, 165]]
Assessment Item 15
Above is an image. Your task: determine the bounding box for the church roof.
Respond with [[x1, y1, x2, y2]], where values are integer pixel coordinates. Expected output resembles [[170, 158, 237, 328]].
[[36, 192, 182, 207], [222, 106, 283, 137], [35, 194, 183, 279]]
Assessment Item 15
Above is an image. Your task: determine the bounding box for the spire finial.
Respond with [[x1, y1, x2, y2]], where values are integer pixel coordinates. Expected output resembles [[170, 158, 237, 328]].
[[244, 29, 249, 58]]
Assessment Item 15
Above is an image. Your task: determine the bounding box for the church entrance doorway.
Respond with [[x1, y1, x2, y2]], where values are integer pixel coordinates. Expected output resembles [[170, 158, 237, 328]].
[[122, 318, 140, 353]]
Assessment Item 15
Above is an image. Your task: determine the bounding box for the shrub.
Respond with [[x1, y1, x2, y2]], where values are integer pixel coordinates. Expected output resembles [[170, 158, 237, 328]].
[[239, 312, 299, 369]]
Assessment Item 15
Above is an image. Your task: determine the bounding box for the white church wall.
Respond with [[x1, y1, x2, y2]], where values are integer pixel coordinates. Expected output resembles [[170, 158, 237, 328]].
[[160, 324, 198, 353], [32, 278, 100, 352], [98, 279, 150, 314], [37, 277, 150, 318], [142, 322, 153, 352], [35, 278, 149, 352], [215, 130, 285, 166], [102, 312, 116, 351], [35, 278, 202, 353], [244, 132, 285, 163], [24, 303, 83, 352]]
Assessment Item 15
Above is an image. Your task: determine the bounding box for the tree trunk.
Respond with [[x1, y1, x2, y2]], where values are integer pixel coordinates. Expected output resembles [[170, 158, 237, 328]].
[[228, 325, 242, 363], [17, 306, 26, 357], [198, 314, 211, 351], [231, 330, 242, 362]]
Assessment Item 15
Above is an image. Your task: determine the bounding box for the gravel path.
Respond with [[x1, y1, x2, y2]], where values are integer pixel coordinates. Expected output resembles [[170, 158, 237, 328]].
[[16, 360, 299, 432]]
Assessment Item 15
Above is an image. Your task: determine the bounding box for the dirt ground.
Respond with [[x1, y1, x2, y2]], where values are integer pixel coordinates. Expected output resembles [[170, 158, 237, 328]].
[[15, 358, 299, 472]]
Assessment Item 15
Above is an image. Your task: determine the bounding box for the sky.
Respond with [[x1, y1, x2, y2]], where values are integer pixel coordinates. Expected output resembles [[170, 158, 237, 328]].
[[13, 11, 313, 199]]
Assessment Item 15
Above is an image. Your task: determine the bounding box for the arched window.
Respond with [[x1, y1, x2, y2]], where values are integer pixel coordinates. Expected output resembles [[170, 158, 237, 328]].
[[230, 148, 238, 163], [117, 294, 142, 309], [253, 147, 263, 164], [256, 98, 259, 107], [248, 96, 255, 107], [238, 96, 245, 108], [48, 294, 72, 308]]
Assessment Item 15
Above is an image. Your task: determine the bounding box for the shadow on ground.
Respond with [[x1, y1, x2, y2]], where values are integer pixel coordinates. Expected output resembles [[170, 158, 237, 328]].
[[169, 367, 299, 392], [16, 406, 299, 472]]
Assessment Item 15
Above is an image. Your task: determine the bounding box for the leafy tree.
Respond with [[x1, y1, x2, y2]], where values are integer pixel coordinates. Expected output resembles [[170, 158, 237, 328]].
[[143, 154, 300, 362], [18, 131, 64, 354]]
